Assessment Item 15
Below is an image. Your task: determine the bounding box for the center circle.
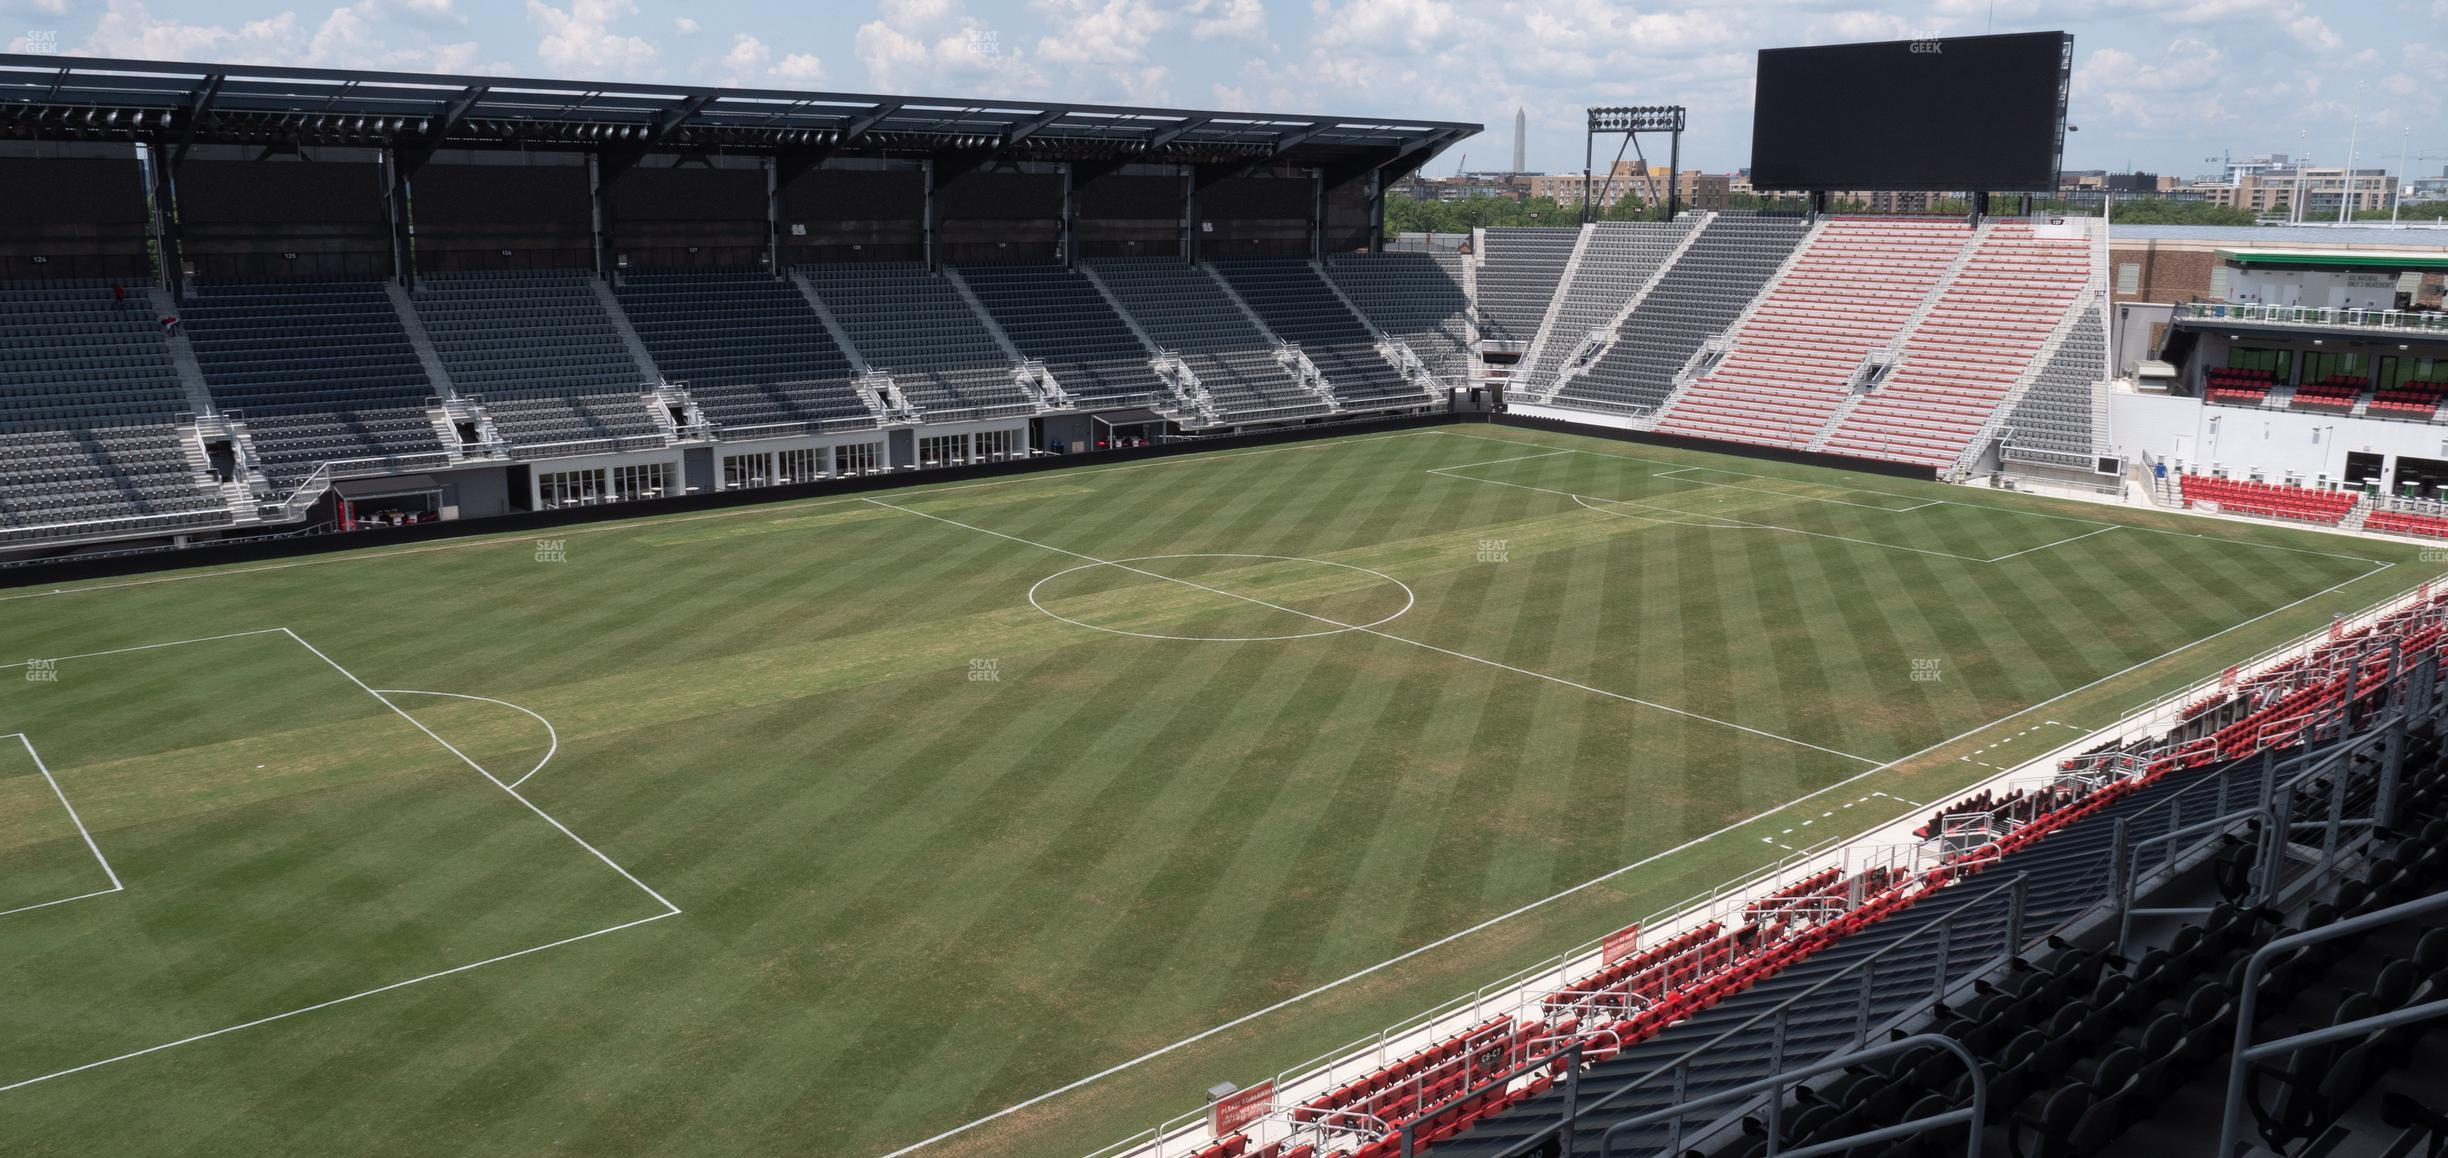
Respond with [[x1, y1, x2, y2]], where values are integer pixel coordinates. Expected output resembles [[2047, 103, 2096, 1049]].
[[1027, 553, 1416, 642]]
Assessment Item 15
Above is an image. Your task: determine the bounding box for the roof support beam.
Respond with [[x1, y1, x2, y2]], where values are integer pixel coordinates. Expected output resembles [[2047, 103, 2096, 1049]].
[[1004, 109, 1065, 147], [840, 101, 901, 144], [170, 73, 222, 166], [1144, 116, 1210, 151]]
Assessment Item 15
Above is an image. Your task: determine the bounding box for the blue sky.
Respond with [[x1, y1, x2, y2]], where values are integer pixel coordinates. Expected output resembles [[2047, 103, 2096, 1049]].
[[4, 0, 2442, 180]]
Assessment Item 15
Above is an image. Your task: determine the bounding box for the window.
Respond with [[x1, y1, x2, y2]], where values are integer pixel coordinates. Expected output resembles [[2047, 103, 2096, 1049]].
[[539, 468, 607, 509], [2208, 266, 2231, 300], [2115, 263, 2140, 295], [2229, 347, 2293, 379], [834, 442, 883, 475], [777, 448, 821, 482], [723, 452, 775, 489], [2300, 351, 2367, 384], [2382, 357, 2447, 389], [918, 434, 969, 467], [611, 463, 668, 499], [974, 429, 1020, 460]]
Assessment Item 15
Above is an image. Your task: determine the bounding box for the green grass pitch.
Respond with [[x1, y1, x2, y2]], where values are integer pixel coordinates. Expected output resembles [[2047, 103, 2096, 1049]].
[[0, 425, 2425, 1156]]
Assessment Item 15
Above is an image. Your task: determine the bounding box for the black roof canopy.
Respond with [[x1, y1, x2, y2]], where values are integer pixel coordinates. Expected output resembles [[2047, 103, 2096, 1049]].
[[0, 54, 1476, 173]]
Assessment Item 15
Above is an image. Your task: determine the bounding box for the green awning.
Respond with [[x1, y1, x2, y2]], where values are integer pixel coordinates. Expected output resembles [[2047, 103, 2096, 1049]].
[[2216, 249, 2448, 271]]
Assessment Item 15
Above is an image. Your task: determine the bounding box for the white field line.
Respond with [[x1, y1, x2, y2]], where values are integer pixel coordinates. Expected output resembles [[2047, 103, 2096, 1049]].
[[0, 631, 680, 1097], [375, 689, 560, 789], [1432, 429, 2390, 564], [1649, 466, 1944, 512], [0, 911, 678, 1096], [0, 430, 1446, 607], [0, 626, 291, 670], [283, 630, 679, 916], [878, 553, 2400, 1158], [0, 732, 126, 919], [860, 498, 1881, 767]]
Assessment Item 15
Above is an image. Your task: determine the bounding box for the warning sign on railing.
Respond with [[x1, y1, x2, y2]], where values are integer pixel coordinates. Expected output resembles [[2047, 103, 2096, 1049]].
[[1211, 1080, 1273, 1135], [1601, 922, 1643, 964]]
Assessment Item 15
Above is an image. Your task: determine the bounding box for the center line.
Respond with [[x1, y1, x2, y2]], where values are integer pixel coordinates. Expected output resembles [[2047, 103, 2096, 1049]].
[[858, 497, 1880, 766]]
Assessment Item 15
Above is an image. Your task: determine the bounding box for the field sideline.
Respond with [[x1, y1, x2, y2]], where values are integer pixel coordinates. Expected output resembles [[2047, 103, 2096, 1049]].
[[0, 424, 2426, 1157]]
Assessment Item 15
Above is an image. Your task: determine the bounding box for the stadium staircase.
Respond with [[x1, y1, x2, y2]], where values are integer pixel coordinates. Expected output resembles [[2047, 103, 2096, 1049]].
[[938, 267, 1078, 411], [1650, 217, 1980, 452], [612, 269, 876, 441], [1512, 220, 1697, 403], [1106, 582, 2448, 1158], [1087, 258, 1332, 426]]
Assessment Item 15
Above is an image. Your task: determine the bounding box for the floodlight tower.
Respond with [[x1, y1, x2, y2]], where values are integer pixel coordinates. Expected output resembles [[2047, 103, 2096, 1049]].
[[1583, 106, 1687, 223]]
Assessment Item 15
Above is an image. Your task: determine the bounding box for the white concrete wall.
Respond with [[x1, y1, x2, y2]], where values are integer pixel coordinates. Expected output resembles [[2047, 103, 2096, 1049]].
[[2107, 389, 2448, 487]]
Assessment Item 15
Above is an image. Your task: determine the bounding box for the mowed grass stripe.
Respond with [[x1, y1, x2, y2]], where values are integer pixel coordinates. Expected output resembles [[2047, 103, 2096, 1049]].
[[0, 426, 2432, 1158]]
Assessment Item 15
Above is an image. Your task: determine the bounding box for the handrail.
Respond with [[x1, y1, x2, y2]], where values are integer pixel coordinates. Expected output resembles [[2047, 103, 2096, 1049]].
[[1596, 1033, 1986, 1158], [2216, 890, 2448, 1157], [2175, 301, 2448, 337], [1528, 878, 2023, 1156]]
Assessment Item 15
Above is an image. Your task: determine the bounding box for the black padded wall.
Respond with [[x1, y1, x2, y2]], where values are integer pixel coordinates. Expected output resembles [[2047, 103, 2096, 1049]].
[[411, 162, 595, 271], [0, 153, 152, 279]]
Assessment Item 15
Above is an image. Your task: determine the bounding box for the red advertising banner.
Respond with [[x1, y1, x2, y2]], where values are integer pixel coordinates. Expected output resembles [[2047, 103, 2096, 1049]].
[[1212, 1080, 1274, 1136], [1601, 922, 1643, 964]]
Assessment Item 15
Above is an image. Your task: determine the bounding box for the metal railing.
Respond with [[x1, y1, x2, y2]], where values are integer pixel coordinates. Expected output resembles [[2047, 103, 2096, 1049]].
[[2216, 891, 2448, 1157], [2176, 301, 2448, 337], [1597, 1034, 1986, 1158]]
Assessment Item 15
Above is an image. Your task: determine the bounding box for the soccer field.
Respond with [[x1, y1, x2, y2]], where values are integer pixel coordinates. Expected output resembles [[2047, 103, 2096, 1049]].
[[0, 424, 2423, 1157]]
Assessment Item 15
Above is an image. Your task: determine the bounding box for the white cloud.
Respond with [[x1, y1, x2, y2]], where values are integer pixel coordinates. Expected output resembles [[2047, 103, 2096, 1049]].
[[71, 0, 482, 71], [1188, 0, 1267, 43], [674, 16, 699, 34], [527, 0, 657, 77], [855, 0, 1047, 94], [2287, 14, 2341, 51]]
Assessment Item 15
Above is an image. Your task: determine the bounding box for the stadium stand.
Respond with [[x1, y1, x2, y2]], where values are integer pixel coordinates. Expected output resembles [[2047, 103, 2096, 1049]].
[[1086, 258, 1332, 424], [1321, 250, 1473, 386], [411, 271, 664, 455], [610, 269, 872, 436], [0, 279, 231, 545], [2370, 380, 2448, 421], [1209, 258, 1431, 410], [1511, 221, 1691, 399], [796, 262, 1036, 421], [2291, 374, 2366, 414], [2366, 510, 2448, 539], [1652, 217, 1980, 452], [1819, 220, 2095, 470], [1161, 589, 2448, 1158], [181, 278, 448, 489], [2204, 367, 2277, 407], [1546, 215, 1811, 417], [2000, 307, 2109, 471], [2176, 475, 2358, 526], [953, 263, 1177, 410], [1474, 228, 1578, 346]]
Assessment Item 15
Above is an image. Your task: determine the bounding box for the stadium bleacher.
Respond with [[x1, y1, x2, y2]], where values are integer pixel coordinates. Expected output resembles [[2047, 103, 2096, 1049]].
[[1086, 258, 1333, 424], [796, 263, 1036, 421], [1321, 250, 1473, 386], [1548, 215, 1810, 416], [1653, 217, 1980, 450], [1819, 220, 2094, 469], [181, 278, 448, 488], [1210, 258, 1429, 410], [1510, 220, 1691, 398], [412, 270, 664, 454], [2370, 380, 2448, 421], [2291, 374, 2366, 414], [611, 269, 872, 436], [2204, 367, 2277, 407], [1474, 228, 1579, 346], [954, 263, 1175, 409], [0, 279, 230, 544], [2177, 475, 2358, 526]]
